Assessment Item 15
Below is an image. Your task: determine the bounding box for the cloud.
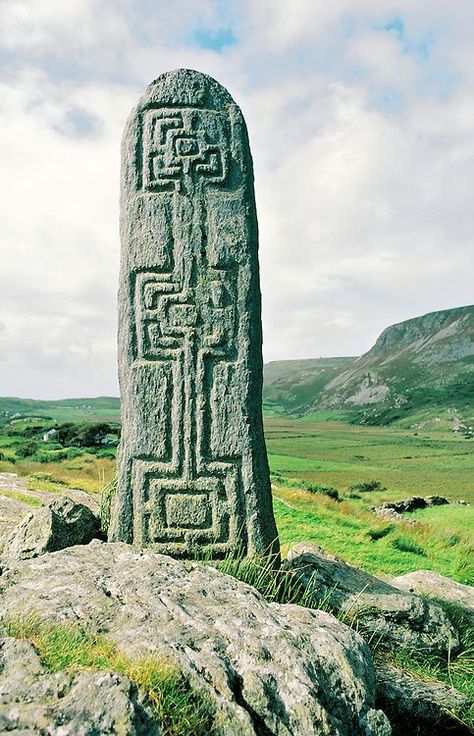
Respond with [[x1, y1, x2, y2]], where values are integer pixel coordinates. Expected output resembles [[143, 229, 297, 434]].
[[0, 0, 473, 397]]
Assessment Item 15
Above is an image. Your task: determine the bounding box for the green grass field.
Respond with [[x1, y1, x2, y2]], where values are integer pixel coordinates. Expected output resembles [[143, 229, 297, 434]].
[[264, 414, 473, 585], [265, 415, 474, 500], [0, 407, 472, 585]]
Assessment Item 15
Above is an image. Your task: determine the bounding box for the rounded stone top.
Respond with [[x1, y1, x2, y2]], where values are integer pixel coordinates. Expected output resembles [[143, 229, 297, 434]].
[[137, 68, 237, 112]]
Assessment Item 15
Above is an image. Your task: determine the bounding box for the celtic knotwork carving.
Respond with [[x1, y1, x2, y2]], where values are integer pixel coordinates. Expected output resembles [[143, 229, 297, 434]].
[[143, 108, 228, 192], [129, 262, 238, 549], [133, 271, 236, 361]]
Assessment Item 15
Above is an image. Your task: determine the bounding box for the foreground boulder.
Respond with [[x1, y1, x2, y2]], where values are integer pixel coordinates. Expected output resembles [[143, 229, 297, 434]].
[[391, 570, 474, 617], [2, 497, 101, 560], [0, 541, 391, 735], [0, 637, 158, 735], [284, 543, 459, 656]]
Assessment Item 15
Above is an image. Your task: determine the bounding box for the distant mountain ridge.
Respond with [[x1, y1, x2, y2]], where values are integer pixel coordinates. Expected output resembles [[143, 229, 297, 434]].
[[263, 305, 474, 425], [1, 306, 472, 429]]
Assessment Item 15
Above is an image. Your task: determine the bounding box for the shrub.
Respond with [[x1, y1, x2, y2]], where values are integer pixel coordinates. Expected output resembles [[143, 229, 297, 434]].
[[56, 422, 118, 448], [349, 479, 386, 493], [446, 534, 461, 547], [306, 484, 339, 501], [16, 441, 38, 458], [29, 450, 68, 463]]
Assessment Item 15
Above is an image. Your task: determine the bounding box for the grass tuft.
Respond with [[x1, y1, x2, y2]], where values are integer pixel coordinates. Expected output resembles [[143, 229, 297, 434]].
[[0, 489, 42, 507], [217, 551, 327, 609], [391, 536, 427, 556], [366, 524, 395, 541], [4, 616, 215, 736]]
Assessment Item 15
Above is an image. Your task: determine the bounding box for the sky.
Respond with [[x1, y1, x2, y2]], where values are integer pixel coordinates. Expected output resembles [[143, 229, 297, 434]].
[[0, 0, 473, 399]]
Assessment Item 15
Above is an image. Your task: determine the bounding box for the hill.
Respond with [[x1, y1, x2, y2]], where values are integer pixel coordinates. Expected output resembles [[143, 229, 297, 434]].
[[263, 305, 474, 426]]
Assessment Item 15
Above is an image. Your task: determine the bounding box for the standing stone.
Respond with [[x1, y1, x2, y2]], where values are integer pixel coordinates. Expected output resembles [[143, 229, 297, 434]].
[[109, 69, 279, 559]]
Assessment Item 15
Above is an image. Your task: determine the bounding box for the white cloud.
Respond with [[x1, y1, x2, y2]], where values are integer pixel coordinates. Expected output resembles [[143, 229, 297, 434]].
[[0, 0, 473, 396]]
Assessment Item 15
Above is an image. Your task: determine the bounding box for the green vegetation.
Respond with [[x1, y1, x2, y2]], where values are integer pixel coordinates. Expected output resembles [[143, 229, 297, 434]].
[[349, 479, 386, 493], [264, 415, 473, 585], [366, 524, 395, 541], [272, 488, 472, 584], [265, 415, 474, 502], [0, 414, 117, 494], [271, 471, 339, 500], [1, 411, 472, 582], [218, 552, 321, 608], [0, 396, 120, 425], [54, 421, 118, 448], [263, 357, 354, 416], [391, 535, 426, 557], [5, 617, 215, 736], [0, 489, 42, 507], [0, 398, 472, 730]]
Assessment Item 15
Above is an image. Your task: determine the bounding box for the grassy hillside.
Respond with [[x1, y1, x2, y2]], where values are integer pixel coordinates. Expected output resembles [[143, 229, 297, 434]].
[[263, 358, 354, 415], [263, 305, 474, 427], [0, 396, 120, 425]]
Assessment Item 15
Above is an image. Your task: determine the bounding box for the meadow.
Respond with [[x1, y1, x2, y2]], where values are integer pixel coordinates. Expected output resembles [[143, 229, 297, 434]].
[[0, 408, 472, 585], [265, 413, 473, 584]]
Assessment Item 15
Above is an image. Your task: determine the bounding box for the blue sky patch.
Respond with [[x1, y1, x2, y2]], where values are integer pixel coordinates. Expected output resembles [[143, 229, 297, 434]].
[[376, 16, 435, 61], [192, 26, 237, 52]]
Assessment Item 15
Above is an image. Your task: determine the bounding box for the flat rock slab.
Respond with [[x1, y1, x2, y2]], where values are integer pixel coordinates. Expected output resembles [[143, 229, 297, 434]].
[[284, 543, 459, 656], [0, 472, 100, 512], [0, 472, 29, 494], [0, 541, 391, 736], [391, 570, 474, 617]]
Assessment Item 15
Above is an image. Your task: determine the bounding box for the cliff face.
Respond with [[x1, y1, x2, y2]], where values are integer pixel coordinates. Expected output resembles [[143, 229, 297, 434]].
[[263, 305, 474, 424]]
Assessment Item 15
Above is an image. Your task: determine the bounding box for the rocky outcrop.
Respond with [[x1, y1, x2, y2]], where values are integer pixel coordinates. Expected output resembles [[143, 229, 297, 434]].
[[284, 543, 459, 656], [391, 570, 474, 617], [375, 662, 471, 736], [2, 497, 101, 560], [0, 636, 159, 735], [0, 541, 391, 735]]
